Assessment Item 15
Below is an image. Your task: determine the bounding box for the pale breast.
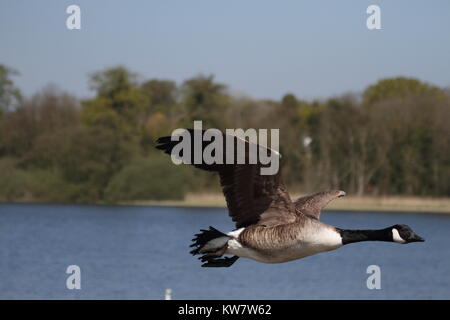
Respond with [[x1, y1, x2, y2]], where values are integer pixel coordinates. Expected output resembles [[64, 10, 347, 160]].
[[226, 221, 343, 263]]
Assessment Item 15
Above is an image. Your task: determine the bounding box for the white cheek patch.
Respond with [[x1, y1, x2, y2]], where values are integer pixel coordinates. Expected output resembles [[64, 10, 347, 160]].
[[392, 228, 406, 243]]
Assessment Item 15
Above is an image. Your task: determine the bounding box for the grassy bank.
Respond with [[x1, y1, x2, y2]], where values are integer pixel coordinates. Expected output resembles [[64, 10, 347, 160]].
[[125, 193, 450, 214]]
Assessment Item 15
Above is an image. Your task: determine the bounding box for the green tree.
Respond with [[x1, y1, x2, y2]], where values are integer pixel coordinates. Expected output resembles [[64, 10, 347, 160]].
[[363, 77, 440, 105], [79, 67, 151, 200], [181, 74, 230, 128], [0, 87, 78, 158], [105, 154, 193, 202], [0, 64, 22, 113], [141, 79, 177, 113], [83, 66, 147, 137]]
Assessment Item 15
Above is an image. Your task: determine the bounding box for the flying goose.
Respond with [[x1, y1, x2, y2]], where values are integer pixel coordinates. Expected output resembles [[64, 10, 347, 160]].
[[156, 129, 425, 267]]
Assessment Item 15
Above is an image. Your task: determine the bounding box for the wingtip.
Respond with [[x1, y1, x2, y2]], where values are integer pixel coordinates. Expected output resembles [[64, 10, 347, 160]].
[[156, 136, 169, 144]]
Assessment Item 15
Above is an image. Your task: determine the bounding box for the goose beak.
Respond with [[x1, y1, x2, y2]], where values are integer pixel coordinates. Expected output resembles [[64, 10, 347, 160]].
[[409, 234, 425, 242]]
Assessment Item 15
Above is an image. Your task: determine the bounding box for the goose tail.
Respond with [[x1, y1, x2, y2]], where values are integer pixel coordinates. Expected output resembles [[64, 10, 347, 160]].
[[190, 226, 239, 267], [190, 226, 229, 255]]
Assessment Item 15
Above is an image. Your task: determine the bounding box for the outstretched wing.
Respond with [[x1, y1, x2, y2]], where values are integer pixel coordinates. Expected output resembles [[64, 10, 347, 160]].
[[294, 190, 346, 220], [156, 129, 296, 228]]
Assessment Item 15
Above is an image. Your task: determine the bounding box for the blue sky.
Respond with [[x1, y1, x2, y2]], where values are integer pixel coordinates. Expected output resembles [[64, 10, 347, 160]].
[[1, 0, 450, 100]]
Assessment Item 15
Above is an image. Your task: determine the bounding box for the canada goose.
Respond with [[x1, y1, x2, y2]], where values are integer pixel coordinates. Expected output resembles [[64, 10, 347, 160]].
[[156, 129, 425, 267]]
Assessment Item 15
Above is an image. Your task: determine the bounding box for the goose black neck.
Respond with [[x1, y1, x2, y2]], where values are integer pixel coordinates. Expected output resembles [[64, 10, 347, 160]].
[[339, 228, 392, 245]]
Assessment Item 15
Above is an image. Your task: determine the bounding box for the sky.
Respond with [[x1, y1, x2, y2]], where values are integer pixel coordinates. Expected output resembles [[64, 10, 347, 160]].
[[1, 0, 450, 100]]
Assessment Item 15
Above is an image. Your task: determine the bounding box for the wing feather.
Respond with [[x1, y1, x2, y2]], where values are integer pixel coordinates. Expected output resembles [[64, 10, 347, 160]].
[[156, 129, 296, 228], [294, 190, 346, 220]]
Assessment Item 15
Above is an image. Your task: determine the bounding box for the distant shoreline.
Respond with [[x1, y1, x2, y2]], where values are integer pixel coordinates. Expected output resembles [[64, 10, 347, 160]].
[[123, 193, 450, 214], [2, 193, 450, 214]]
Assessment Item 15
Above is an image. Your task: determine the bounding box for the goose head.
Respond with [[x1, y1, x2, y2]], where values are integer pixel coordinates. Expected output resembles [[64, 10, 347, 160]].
[[390, 224, 425, 244]]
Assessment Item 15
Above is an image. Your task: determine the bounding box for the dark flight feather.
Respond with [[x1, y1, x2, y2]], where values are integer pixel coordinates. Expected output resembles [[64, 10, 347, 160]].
[[156, 129, 296, 228]]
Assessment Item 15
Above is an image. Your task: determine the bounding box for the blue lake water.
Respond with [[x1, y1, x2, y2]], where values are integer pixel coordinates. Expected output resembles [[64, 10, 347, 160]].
[[0, 203, 449, 299]]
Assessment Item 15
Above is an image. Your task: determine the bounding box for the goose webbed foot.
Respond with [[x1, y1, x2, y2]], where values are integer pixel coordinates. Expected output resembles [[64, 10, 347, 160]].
[[200, 255, 240, 268]]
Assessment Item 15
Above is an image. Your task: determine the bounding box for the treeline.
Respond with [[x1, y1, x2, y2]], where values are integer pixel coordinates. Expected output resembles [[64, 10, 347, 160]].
[[0, 64, 449, 203]]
